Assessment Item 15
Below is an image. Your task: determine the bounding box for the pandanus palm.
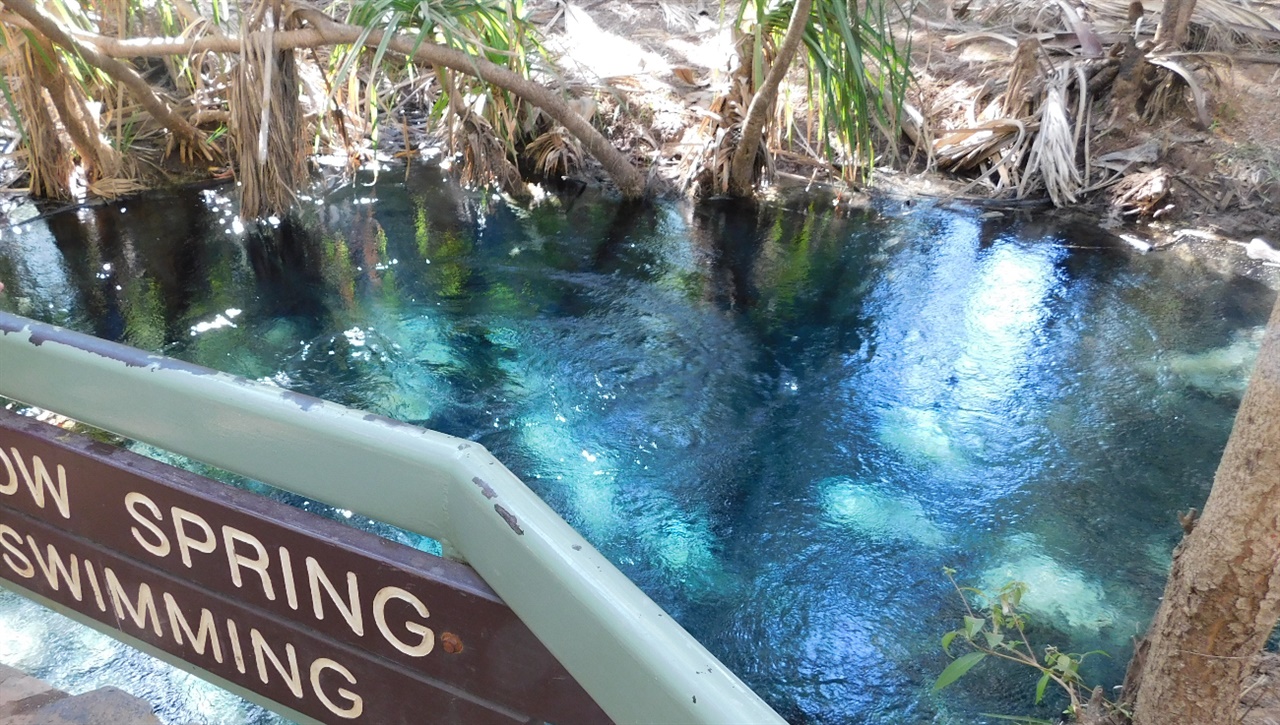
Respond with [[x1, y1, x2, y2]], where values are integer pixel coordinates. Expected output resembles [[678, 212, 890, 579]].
[[728, 0, 913, 195]]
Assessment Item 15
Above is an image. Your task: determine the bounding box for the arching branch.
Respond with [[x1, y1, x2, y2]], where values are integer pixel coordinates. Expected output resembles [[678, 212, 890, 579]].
[[0, 3, 647, 197], [288, 7, 645, 199]]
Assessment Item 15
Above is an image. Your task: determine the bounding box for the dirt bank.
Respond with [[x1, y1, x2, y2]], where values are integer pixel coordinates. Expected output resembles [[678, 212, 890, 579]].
[[525, 0, 1280, 249]]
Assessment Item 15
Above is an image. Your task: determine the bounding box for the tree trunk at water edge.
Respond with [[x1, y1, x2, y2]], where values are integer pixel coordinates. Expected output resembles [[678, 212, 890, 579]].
[[1126, 292, 1280, 723], [726, 0, 812, 198]]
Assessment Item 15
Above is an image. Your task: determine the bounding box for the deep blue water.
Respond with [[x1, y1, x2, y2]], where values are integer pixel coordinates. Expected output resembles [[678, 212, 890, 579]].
[[0, 166, 1275, 723]]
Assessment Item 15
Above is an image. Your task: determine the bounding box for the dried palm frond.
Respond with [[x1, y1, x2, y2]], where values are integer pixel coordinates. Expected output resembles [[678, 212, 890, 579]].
[[87, 176, 147, 198], [525, 127, 581, 179], [976, 0, 1280, 46], [1109, 166, 1171, 215], [1145, 54, 1210, 127], [1002, 38, 1040, 117], [659, 1, 702, 32], [447, 104, 523, 193], [1092, 0, 1280, 40], [1021, 69, 1081, 205], [678, 30, 759, 195], [230, 0, 308, 219], [934, 119, 1027, 171], [14, 41, 72, 199], [27, 36, 123, 185], [433, 67, 524, 194]]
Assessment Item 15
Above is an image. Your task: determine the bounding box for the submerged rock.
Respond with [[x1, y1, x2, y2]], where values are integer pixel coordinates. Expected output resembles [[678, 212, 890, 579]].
[[981, 534, 1140, 636], [819, 476, 946, 548], [1159, 326, 1264, 396], [877, 407, 967, 468]]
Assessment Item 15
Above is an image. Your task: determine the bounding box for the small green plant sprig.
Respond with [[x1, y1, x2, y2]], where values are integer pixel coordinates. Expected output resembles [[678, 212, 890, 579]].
[[934, 567, 1111, 722]]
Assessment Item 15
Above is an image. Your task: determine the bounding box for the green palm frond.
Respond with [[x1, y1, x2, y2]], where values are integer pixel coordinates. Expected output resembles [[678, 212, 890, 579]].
[[740, 0, 913, 181], [340, 0, 543, 189]]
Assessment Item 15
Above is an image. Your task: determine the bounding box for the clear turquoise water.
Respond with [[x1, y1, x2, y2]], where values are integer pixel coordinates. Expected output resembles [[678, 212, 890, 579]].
[[0, 166, 1274, 723]]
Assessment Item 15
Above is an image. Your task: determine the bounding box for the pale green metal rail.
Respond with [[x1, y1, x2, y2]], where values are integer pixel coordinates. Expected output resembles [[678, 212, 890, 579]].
[[0, 312, 785, 725]]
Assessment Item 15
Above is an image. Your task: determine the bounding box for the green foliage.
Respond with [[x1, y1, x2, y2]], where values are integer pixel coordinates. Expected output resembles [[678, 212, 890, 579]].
[[337, 0, 544, 187], [344, 0, 537, 127], [935, 567, 1113, 721], [346, 0, 535, 65], [739, 0, 913, 181]]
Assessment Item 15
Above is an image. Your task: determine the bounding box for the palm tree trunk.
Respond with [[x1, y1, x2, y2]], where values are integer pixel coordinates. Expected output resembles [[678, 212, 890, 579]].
[[1154, 0, 1197, 47], [727, 0, 812, 198]]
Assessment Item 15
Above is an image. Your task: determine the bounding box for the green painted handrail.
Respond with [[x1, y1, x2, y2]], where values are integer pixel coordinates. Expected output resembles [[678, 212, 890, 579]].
[[0, 312, 784, 725]]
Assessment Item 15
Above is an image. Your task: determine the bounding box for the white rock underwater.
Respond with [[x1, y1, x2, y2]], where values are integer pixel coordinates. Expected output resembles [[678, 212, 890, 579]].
[[1156, 326, 1264, 397], [980, 533, 1142, 637], [819, 476, 947, 548]]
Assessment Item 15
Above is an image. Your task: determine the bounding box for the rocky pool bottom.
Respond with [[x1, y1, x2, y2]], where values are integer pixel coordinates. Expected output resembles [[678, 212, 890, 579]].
[[0, 168, 1276, 723]]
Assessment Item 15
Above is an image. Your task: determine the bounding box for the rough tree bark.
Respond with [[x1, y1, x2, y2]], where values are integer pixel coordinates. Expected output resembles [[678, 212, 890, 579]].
[[1153, 0, 1197, 48], [726, 0, 811, 198], [1126, 291, 1280, 723]]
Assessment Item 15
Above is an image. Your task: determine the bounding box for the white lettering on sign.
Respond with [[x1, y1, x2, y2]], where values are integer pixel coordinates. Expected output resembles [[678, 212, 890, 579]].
[[373, 586, 434, 657], [0, 517, 369, 722], [83, 560, 107, 612], [279, 547, 299, 611], [251, 627, 304, 699], [173, 507, 216, 567], [27, 536, 82, 601], [125, 493, 170, 557], [105, 567, 164, 636], [0, 447, 70, 519], [0, 448, 13, 495], [163, 592, 223, 664], [307, 556, 362, 636], [120, 492, 436, 656], [0, 428, 468, 724], [227, 617, 247, 674], [224, 526, 276, 601], [0, 524, 33, 578], [310, 657, 364, 719]]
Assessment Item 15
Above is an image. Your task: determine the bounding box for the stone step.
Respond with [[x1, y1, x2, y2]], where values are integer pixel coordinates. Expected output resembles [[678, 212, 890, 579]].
[[0, 665, 161, 725]]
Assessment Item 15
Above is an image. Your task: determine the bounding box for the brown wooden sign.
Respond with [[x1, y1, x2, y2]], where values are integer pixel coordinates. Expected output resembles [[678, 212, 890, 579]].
[[0, 408, 611, 724]]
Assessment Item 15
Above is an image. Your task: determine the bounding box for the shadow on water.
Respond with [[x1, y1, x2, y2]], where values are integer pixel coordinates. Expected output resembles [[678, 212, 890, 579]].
[[0, 168, 1276, 724]]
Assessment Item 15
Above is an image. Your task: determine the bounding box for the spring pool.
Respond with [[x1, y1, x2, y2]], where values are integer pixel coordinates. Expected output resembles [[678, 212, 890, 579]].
[[0, 167, 1274, 723]]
